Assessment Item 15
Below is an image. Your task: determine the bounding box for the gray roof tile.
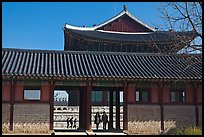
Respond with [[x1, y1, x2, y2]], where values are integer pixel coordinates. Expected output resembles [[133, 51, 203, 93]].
[[2, 48, 202, 81]]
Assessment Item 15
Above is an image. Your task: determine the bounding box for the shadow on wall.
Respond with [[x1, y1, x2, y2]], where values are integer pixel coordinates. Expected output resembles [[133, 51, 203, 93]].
[[127, 105, 199, 135], [160, 105, 198, 135], [128, 120, 161, 135], [160, 128, 177, 135]]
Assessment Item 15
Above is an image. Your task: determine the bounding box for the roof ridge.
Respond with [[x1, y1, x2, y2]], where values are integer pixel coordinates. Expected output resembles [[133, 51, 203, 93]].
[[125, 10, 156, 31], [95, 10, 126, 30], [3, 48, 201, 57]]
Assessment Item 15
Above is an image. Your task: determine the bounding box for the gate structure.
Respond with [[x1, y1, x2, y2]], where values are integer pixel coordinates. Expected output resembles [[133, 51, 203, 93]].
[[2, 5, 202, 134]]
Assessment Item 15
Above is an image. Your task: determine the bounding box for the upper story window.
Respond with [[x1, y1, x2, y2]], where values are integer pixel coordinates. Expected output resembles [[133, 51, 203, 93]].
[[136, 89, 150, 103], [24, 89, 41, 100], [170, 89, 185, 103]]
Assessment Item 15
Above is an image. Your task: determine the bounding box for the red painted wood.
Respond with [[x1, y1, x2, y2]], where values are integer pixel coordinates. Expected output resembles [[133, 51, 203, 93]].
[[162, 85, 170, 103], [123, 86, 128, 130], [193, 84, 199, 126], [116, 89, 120, 129], [49, 81, 54, 130], [15, 82, 24, 101], [102, 16, 153, 32], [151, 85, 159, 103], [85, 85, 92, 130], [79, 86, 88, 129], [79, 87, 85, 129], [159, 84, 164, 131], [41, 84, 50, 102], [9, 81, 15, 131], [185, 86, 193, 104], [127, 87, 135, 103], [197, 86, 202, 103], [109, 90, 114, 130], [13, 101, 50, 103], [2, 84, 11, 101]]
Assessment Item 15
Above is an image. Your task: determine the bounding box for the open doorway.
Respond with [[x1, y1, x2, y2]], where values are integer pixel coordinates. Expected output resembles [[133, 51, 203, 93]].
[[91, 87, 123, 131], [53, 87, 80, 130]]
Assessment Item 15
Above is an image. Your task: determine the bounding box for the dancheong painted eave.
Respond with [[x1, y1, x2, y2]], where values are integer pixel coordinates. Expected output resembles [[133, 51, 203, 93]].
[[2, 48, 202, 81], [64, 28, 197, 43]]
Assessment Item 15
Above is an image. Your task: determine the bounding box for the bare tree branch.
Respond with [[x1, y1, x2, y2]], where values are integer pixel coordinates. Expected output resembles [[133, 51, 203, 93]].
[[154, 2, 202, 80]]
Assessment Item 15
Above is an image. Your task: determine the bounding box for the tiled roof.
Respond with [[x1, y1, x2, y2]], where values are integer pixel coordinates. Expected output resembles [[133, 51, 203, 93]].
[[64, 28, 197, 43], [2, 48, 202, 81]]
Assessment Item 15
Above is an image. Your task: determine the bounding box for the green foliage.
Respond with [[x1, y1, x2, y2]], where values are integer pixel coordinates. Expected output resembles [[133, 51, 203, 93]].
[[174, 126, 202, 135]]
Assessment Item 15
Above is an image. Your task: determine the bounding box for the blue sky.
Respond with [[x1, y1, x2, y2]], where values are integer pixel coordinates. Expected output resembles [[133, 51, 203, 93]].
[[2, 2, 165, 50]]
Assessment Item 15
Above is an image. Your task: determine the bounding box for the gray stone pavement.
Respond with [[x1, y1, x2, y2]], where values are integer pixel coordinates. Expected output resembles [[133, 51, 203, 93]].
[[54, 129, 128, 135], [3, 130, 128, 135], [54, 131, 88, 135], [92, 130, 127, 135]]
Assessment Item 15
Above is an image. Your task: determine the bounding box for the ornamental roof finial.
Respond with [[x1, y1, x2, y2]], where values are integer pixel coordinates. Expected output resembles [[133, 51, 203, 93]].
[[123, 5, 127, 12]]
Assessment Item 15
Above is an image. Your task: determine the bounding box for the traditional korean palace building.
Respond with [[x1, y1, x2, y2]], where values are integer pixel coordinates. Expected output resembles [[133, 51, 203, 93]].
[[2, 6, 202, 134]]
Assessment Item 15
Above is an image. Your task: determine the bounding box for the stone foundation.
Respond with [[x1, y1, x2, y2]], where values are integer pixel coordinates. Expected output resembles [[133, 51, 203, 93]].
[[128, 120, 161, 135], [198, 105, 202, 127], [2, 103, 10, 133], [163, 105, 196, 133], [127, 104, 161, 135], [13, 104, 50, 133], [2, 103, 10, 123], [13, 122, 50, 133], [2, 123, 10, 133]]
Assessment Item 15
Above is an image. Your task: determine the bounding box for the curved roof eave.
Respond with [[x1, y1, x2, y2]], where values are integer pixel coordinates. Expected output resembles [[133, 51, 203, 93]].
[[64, 27, 197, 44], [65, 24, 96, 31]]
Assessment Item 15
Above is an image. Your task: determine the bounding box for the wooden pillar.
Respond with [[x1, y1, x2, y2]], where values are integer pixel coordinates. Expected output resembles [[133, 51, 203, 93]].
[[9, 81, 15, 131], [123, 86, 128, 130], [193, 84, 199, 126], [109, 89, 114, 130], [116, 89, 120, 130], [49, 81, 54, 130], [77, 90, 80, 106], [159, 83, 164, 131], [85, 85, 92, 130], [79, 87, 86, 129]]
